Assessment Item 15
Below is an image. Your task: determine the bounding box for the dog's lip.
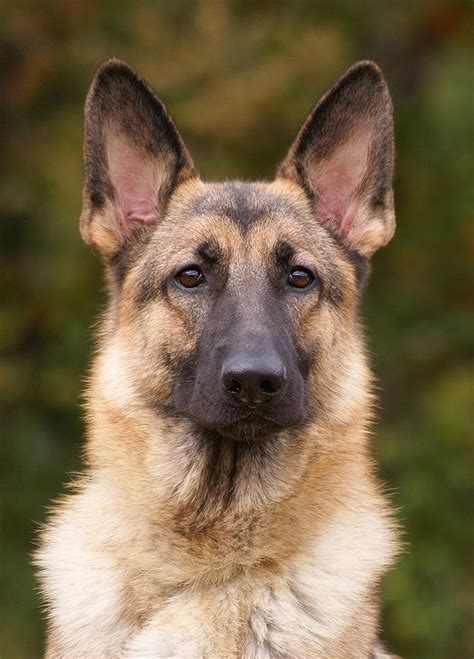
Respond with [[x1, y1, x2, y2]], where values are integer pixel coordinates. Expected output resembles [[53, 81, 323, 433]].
[[217, 414, 282, 440]]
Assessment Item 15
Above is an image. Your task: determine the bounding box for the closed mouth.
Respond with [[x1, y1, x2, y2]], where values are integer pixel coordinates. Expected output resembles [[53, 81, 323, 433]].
[[217, 415, 281, 441]]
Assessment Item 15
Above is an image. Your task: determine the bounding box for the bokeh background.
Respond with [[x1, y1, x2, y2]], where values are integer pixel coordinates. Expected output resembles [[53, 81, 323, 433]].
[[1, 1, 473, 657]]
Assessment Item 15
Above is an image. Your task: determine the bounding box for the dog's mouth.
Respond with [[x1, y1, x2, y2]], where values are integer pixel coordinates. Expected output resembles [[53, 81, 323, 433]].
[[216, 414, 282, 441]]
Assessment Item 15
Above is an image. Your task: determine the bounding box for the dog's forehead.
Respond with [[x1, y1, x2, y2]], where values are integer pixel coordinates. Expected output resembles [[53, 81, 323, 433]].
[[179, 180, 311, 231]]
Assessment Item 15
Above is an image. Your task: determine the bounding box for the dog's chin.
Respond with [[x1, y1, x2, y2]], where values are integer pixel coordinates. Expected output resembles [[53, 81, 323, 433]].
[[215, 417, 282, 442]]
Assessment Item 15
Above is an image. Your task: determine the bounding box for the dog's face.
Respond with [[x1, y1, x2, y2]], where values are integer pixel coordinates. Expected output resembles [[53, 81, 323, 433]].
[[124, 181, 356, 441], [80, 60, 394, 443]]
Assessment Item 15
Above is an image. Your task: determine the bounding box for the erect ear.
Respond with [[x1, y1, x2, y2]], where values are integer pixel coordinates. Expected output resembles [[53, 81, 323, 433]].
[[277, 61, 395, 258], [80, 59, 197, 257]]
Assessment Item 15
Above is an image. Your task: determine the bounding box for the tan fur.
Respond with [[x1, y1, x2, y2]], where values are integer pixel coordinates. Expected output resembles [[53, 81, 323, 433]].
[[36, 61, 400, 658]]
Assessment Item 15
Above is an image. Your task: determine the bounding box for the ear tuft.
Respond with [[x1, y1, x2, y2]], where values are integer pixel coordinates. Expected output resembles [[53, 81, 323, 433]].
[[80, 59, 197, 256], [277, 61, 395, 257]]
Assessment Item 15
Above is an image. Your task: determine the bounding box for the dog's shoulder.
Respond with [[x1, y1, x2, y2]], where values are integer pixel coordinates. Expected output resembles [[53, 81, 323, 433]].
[[36, 480, 138, 656]]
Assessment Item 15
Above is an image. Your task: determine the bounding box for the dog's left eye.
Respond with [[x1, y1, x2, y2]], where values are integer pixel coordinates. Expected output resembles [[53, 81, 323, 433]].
[[287, 268, 314, 289], [176, 267, 205, 288]]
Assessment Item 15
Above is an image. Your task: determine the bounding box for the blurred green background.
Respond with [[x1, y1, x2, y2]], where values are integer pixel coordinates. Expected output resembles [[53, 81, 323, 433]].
[[1, 1, 473, 657]]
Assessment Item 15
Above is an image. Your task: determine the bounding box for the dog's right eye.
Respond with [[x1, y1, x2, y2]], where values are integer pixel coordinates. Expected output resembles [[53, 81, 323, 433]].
[[176, 267, 205, 289]]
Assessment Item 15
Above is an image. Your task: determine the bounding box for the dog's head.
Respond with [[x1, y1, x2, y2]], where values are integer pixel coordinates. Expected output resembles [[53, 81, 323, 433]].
[[81, 59, 394, 443]]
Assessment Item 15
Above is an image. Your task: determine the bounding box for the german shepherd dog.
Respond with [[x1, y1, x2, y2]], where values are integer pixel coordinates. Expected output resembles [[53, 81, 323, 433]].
[[36, 59, 400, 658]]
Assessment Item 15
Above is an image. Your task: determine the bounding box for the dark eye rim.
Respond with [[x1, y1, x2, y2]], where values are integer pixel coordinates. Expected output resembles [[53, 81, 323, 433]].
[[175, 265, 206, 289], [287, 266, 316, 290]]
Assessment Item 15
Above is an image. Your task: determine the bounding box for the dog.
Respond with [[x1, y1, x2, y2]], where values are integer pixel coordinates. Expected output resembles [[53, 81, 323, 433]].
[[36, 58, 400, 658]]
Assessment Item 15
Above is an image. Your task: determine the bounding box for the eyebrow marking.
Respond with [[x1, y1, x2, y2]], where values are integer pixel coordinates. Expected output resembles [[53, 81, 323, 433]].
[[273, 240, 295, 269], [195, 239, 224, 266]]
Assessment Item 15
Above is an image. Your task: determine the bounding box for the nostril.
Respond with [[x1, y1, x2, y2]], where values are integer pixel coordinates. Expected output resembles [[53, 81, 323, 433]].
[[228, 379, 241, 394], [222, 359, 287, 405], [260, 379, 278, 395]]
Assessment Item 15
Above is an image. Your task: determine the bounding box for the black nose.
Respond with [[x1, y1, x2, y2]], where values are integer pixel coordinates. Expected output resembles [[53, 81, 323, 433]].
[[222, 356, 287, 406]]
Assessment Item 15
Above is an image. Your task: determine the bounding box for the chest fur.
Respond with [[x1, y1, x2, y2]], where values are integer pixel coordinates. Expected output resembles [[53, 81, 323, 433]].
[[39, 479, 395, 658]]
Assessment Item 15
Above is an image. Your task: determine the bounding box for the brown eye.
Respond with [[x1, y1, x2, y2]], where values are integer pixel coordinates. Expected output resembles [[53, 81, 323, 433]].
[[176, 267, 205, 288], [287, 268, 314, 289]]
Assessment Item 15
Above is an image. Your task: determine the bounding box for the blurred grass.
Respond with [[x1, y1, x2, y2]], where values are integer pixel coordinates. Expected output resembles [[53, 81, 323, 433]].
[[1, 1, 473, 657]]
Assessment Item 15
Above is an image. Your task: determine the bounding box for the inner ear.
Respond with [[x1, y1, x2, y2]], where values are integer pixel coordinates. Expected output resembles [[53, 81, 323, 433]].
[[311, 130, 371, 230], [106, 131, 162, 230]]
